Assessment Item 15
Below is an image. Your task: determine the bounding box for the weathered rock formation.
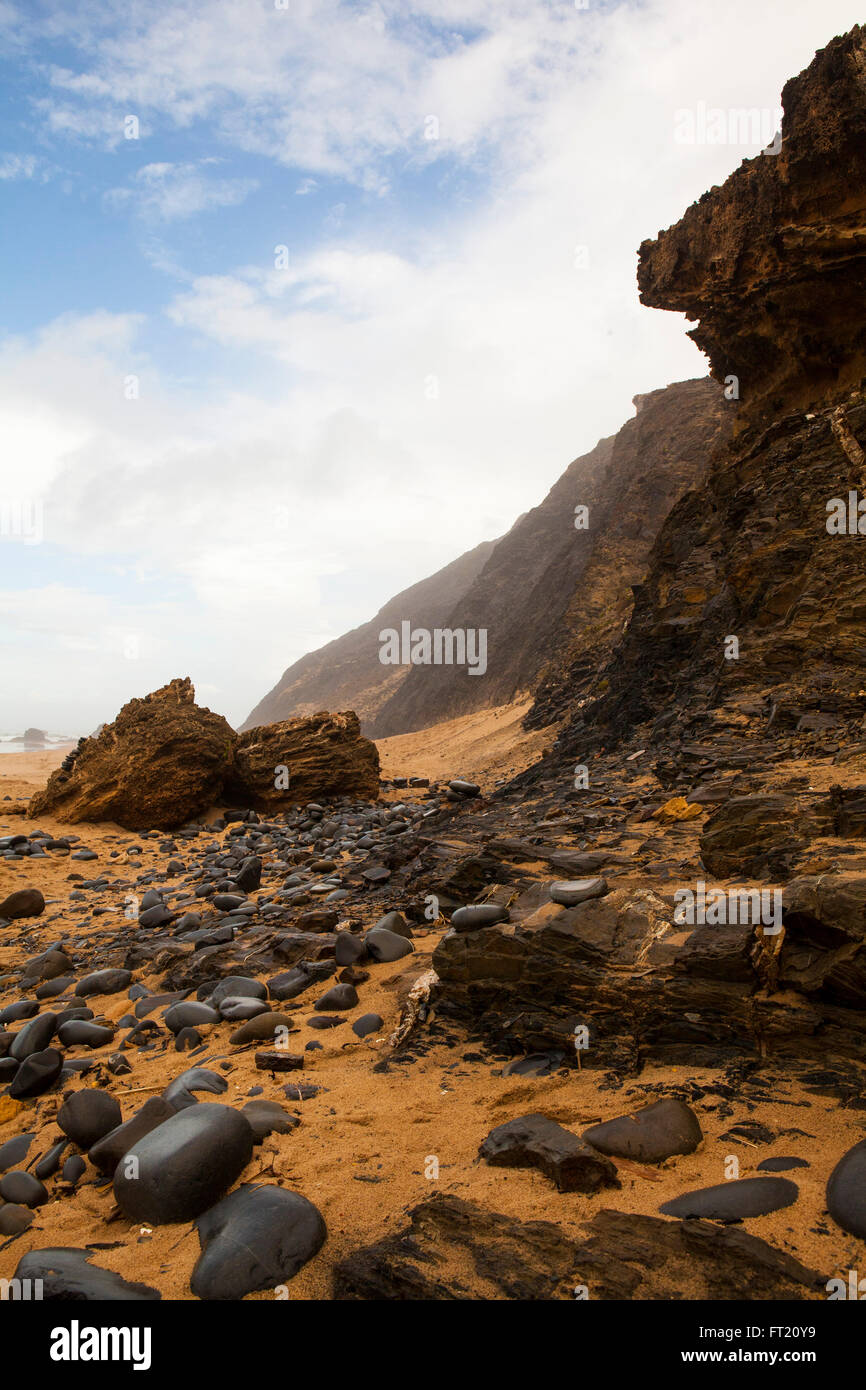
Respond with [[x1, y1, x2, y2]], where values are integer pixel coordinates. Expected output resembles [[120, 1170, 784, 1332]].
[[28, 681, 379, 830], [638, 25, 866, 430], [432, 869, 866, 1068], [29, 678, 234, 831], [227, 711, 380, 810], [555, 25, 866, 761]]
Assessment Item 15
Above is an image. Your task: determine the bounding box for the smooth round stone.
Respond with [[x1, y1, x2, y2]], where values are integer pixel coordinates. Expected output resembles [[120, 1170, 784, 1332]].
[[0, 1057, 17, 1082], [307, 1016, 345, 1029], [335, 933, 367, 966], [9, 1047, 62, 1098], [75, 968, 132, 997], [314, 983, 358, 1012], [57, 1006, 94, 1025], [218, 997, 269, 1022], [582, 1098, 702, 1163], [0, 1169, 48, 1206], [660, 1177, 799, 1222], [35, 1140, 68, 1180], [827, 1138, 866, 1239], [164, 1001, 219, 1034], [162, 1066, 227, 1110], [213, 893, 246, 911], [229, 1012, 293, 1044], [134, 990, 187, 1019], [191, 1183, 326, 1300], [363, 926, 415, 962], [35, 976, 75, 999], [58, 1090, 122, 1148], [138, 903, 174, 929], [208, 976, 267, 1008], [113, 1103, 255, 1225], [450, 904, 510, 933], [13, 1248, 160, 1300], [0, 1204, 35, 1234], [62, 1154, 87, 1185], [0, 888, 44, 919], [175, 1027, 202, 1051], [140, 890, 163, 910], [373, 911, 412, 939], [757, 1156, 810, 1172], [89, 1097, 176, 1175], [24, 949, 72, 982], [0, 1132, 35, 1172], [549, 878, 608, 906], [0, 1001, 39, 1025], [57, 1020, 115, 1048], [10, 1011, 57, 1060], [241, 1101, 299, 1142], [449, 780, 480, 797], [352, 1013, 383, 1038]]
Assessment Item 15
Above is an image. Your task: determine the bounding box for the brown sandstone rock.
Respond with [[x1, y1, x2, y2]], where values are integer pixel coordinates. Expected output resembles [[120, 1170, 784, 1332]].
[[638, 25, 866, 427], [28, 678, 234, 831], [227, 710, 379, 810]]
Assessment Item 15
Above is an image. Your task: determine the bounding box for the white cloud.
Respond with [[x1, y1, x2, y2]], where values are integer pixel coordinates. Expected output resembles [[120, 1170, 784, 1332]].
[[2, 0, 865, 734], [105, 160, 258, 221], [0, 153, 38, 179]]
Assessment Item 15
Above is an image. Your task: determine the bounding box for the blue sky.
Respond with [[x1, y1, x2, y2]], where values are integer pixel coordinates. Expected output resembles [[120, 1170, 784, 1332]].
[[1, 0, 863, 733]]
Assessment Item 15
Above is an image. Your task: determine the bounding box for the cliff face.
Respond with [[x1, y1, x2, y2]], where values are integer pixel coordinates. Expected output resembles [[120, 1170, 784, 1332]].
[[638, 25, 866, 429], [556, 24, 866, 763], [242, 538, 497, 733], [526, 379, 731, 730], [372, 379, 728, 737], [248, 377, 725, 743]]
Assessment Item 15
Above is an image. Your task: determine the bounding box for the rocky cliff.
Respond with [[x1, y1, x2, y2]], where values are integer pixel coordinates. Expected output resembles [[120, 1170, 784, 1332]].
[[554, 23, 866, 766], [429, 25, 866, 1087], [246, 378, 728, 740], [374, 378, 729, 737], [525, 379, 731, 730], [242, 539, 497, 733]]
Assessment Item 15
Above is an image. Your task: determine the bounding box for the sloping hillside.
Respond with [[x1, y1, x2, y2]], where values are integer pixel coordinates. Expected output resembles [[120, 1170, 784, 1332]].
[[242, 538, 498, 732]]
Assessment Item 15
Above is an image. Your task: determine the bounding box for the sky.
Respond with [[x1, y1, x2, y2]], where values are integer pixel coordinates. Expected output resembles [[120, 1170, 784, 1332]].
[[0, 0, 863, 734]]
